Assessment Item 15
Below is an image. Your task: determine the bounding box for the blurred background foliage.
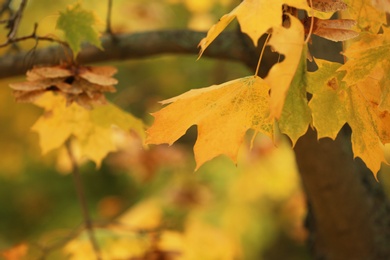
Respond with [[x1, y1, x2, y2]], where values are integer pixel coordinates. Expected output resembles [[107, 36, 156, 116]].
[[0, 0, 390, 259]]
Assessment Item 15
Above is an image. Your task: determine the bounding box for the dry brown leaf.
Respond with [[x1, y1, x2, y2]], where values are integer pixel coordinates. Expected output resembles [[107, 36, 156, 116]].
[[79, 70, 118, 86], [310, 0, 347, 12], [72, 79, 116, 93], [371, 0, 390, 13], [9, 64, 118, 108], [87, 65, 118, 76], [306, 18, 359, 41], [13, 90, 46, 103], [10, 79, 57, 91], [27, 66, 72, 80]]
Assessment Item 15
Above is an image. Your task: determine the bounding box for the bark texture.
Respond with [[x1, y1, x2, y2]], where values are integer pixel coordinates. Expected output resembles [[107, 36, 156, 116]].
[[295, 127, 390, 260]]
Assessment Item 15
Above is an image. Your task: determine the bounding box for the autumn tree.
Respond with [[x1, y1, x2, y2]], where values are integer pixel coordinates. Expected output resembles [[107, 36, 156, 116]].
[[1, 0, 390, 259]]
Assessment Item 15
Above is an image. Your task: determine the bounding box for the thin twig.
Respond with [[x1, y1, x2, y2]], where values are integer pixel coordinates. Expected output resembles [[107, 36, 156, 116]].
[[6, 0, 28, 39], [105, 0, 113, 34], [0, 22, 68, 48], [65, 139, 102, 260], [0, 0, 68, 52]]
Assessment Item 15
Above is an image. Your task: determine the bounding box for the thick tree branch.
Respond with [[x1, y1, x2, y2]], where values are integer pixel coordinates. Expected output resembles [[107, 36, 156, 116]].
[[0, 29, 264, 79]]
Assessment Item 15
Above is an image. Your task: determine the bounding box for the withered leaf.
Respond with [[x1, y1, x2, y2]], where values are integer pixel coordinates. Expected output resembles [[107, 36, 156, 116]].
[[371, 0, 390, 13], [87, 66, 118, 76], [13, 90, 46, 103], [9, 64, 118, 109], [308, 18, 359, 41], [27, 66, 72, 80], [79, 70, 118, 86], [310, 0, 347, 12]]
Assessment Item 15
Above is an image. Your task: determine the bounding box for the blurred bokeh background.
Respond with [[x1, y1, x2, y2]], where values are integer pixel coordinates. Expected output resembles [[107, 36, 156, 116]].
[[0, 0, 390, 259]]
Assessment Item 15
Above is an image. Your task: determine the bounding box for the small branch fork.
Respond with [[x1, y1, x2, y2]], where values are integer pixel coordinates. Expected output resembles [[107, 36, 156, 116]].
[[65, 139, 102, 260], [0, 22, 67, 48], [0, 0, 67, 51]]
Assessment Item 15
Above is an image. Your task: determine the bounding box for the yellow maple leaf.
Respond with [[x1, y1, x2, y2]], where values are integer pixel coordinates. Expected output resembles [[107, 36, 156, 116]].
[[343, 0, 386, 33], [118, 199, 162, 230], [198, 0, 323, 55], [372, 0, 390, 13], [338, 29, 390, 111], [146, 76, 273, 169], [32, 93, 145, 167], [266, 15, 305, 118], [308, 59, 390, 176], [183, 219, 239, 260]]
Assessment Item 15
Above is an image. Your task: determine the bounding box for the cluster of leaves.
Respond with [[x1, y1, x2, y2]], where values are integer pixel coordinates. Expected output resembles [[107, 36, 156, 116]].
[[7, 2, 145, 167], [3, 0, 390, 258], [147, 0, 390, 176], [12, 0, 389, 176]]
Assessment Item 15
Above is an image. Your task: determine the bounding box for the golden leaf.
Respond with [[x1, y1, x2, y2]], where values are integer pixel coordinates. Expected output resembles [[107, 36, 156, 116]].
[[31, 93, 145, 167], [198, 0, 324, 57], [147, 76, 273, 169], [266, 15, 305, 119]]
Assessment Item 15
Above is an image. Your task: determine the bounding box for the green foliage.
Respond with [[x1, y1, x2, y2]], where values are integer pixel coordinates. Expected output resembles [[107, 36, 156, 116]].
[[56, 3, 102, 56], [279, 47, 311, 145]]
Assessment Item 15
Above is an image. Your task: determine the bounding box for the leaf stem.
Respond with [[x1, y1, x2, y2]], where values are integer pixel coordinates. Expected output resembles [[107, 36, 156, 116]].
[[254, 33, 271, 77], [304, 0, 314, 44], [65, 139, 102, 260]]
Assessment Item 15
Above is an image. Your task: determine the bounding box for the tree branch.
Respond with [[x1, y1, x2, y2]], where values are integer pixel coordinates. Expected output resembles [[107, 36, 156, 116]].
[[0, 29, 266, 79]]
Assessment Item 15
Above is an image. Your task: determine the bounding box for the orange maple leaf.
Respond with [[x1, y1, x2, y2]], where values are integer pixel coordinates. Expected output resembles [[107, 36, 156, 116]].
[[198, 0, 325, 57], [146, 76, 273, 169]]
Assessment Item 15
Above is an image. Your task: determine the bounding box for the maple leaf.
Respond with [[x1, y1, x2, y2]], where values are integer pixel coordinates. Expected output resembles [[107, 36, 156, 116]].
[[371, 0, 390, 12], [146, 76, 273, 169], [308, 59, 390, 175], [343, 0, 386, 33], [266, 15, 305, 119], [56, 3, 102, 56], [338, 28, 390, 111], [9, 64, 117, 109], [198, 0, 326, 56], [31, 93, 145, 167], [278, 46, 311, 145]]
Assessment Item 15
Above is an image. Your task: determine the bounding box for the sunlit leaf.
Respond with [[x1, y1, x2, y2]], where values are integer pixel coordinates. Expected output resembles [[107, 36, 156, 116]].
[[265, 15, 305, 118], [308, 59, 390, 175], [338, 29, 390, 111], [198, 0, 327, 56], [31, 93, 145, 167], [343, 0, 386, 33], [147, 76, 273, 169]]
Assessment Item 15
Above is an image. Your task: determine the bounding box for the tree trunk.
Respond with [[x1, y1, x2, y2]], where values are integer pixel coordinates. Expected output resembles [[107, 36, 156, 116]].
[[294, 127, 390, 260]]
